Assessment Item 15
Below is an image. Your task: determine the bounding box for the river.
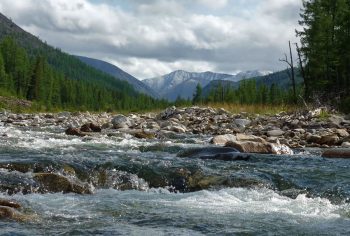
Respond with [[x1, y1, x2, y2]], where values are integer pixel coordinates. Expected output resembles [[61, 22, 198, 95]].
[[0, 123, 349, 235]]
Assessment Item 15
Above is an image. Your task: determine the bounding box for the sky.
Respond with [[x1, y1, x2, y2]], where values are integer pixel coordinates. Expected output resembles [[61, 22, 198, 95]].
[[0, 0, 303, 79]]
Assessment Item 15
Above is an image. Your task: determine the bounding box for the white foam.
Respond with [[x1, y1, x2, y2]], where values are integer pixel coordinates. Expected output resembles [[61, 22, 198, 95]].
[[166, 188, 349, 220]]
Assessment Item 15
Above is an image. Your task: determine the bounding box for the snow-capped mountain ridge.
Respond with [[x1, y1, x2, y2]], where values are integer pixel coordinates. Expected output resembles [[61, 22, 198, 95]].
[[143, 69, 269, 101]]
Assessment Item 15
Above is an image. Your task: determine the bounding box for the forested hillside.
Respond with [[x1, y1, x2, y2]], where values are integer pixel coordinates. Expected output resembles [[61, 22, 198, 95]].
[[0, 13, 168, 111], [194, 69, 302, 105], [297, 0, 350, 111]]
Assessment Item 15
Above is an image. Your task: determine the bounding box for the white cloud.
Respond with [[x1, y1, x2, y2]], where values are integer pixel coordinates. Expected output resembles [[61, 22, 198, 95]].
[[0, 0, 303, 79]]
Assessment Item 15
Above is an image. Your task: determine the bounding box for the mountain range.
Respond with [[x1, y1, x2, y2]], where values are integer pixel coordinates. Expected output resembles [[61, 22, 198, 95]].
[[143, 70, 270, 101]]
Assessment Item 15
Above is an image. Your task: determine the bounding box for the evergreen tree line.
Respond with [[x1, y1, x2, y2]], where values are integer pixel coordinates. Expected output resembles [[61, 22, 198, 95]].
[[0, 37, 169, 111], [297, 0, 350, 111], [192, 80, 299, 106]]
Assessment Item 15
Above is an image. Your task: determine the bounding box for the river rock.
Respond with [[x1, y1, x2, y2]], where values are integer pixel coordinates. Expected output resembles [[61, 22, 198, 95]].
[[0, 199, 21, 209], [225, 141, 293, 155], [267, 129, 284, 137], [336, 129, 349, 137], [341, 142, 350, 148], [65, 127, 86, 137], [177, 147, 250, 161], [322, 148, 350, 159], [134, 131, 156, 139], [33, 173, 92, 194], [210, 134, 237, 145], [234, 119, 251, 128], [111, 115, 132, 129], [80, 123, 101, 132], [0, 206, 29, 222], [318, 134, 340, 146], [236, 133, 265, 143]]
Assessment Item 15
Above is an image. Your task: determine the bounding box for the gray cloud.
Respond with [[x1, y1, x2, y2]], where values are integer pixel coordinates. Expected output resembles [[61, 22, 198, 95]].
[[0, 0, 303, 79]]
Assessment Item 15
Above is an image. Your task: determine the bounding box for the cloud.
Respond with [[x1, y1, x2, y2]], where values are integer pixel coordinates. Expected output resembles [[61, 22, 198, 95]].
[[0, 0, 303, 79]]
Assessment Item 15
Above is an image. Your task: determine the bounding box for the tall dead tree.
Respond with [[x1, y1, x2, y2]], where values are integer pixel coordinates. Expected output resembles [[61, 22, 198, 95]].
[[280, 41, 297, 104], [295, 43, 308, 100]]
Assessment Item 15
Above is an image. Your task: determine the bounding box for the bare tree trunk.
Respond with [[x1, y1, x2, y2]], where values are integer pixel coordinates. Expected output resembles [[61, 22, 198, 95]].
[[295, 43, 308, 99], [288, 41, 296, 104]]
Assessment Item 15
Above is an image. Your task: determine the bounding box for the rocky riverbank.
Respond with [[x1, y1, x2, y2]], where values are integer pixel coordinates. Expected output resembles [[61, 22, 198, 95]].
[[1, 106, 350, 156]]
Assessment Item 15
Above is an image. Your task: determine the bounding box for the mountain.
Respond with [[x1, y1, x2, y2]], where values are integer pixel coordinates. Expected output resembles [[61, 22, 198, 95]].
[[202, 69, 303, 96], [143, 70, 268, 101], [0, 13, 145, 95], [76, 56, 159, 98], [0, 12, 165, 111]]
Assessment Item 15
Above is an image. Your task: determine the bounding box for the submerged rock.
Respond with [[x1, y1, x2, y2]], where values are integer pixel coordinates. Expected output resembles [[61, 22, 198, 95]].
[[133, 131, 156, 139], [177, 147, 249, 161], [33, 173, 92, 194]]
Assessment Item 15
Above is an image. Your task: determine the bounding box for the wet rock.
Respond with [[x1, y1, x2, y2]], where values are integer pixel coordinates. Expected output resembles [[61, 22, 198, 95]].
[[96, 170, 148, 191], [33, 173, 92, 194], [0, 199, 21, 209], [322, 148, 350, 159], [0, 206, 29, 222], [111, 115, 132, 129], [65, 127, 86, 137], [225, 141, 272, 154], [80, 123, 101, 133], [210, 134, 237, 145], [225, 141, 293, 155], [177, 147, 249, 161], [133, 131, 156, 139]]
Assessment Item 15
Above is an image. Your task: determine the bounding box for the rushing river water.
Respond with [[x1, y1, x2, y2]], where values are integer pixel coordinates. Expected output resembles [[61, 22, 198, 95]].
[[0, 123, 349, 235]]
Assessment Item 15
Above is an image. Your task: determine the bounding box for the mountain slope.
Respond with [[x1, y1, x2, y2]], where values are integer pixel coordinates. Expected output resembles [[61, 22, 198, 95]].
[[76, 56, 159, 98], [202, 69, 303, 96], [0, 12, 138, 97]]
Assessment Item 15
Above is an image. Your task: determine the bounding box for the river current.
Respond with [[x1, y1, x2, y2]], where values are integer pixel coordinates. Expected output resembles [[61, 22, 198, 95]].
[[0, 124, 349, 235]]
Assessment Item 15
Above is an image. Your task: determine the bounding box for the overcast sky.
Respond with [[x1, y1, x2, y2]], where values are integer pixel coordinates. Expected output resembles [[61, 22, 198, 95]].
[[0, 0, 302, 79]]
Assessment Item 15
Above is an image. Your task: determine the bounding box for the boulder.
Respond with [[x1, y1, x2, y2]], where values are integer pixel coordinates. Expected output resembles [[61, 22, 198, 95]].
[[33, 173, 92, 194], [80, 123, 101, 132], [318, 134, 340, 146], [225, 141, 272, 154], [111, 115, 132, 129], [322, 148, 350, 159], [65, 127, 86, 137], [210, 134, 237, 145], [306, 134, 321, 143], [225, 141, 293, 155]]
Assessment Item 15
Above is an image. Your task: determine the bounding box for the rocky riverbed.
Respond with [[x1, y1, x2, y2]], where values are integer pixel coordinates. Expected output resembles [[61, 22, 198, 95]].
[[0, 106, 350, 235], [2, 106, 350, 156]]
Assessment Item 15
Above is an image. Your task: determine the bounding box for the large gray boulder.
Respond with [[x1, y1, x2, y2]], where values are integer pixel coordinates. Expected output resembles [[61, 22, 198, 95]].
[[111, 115, 132, 129]]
